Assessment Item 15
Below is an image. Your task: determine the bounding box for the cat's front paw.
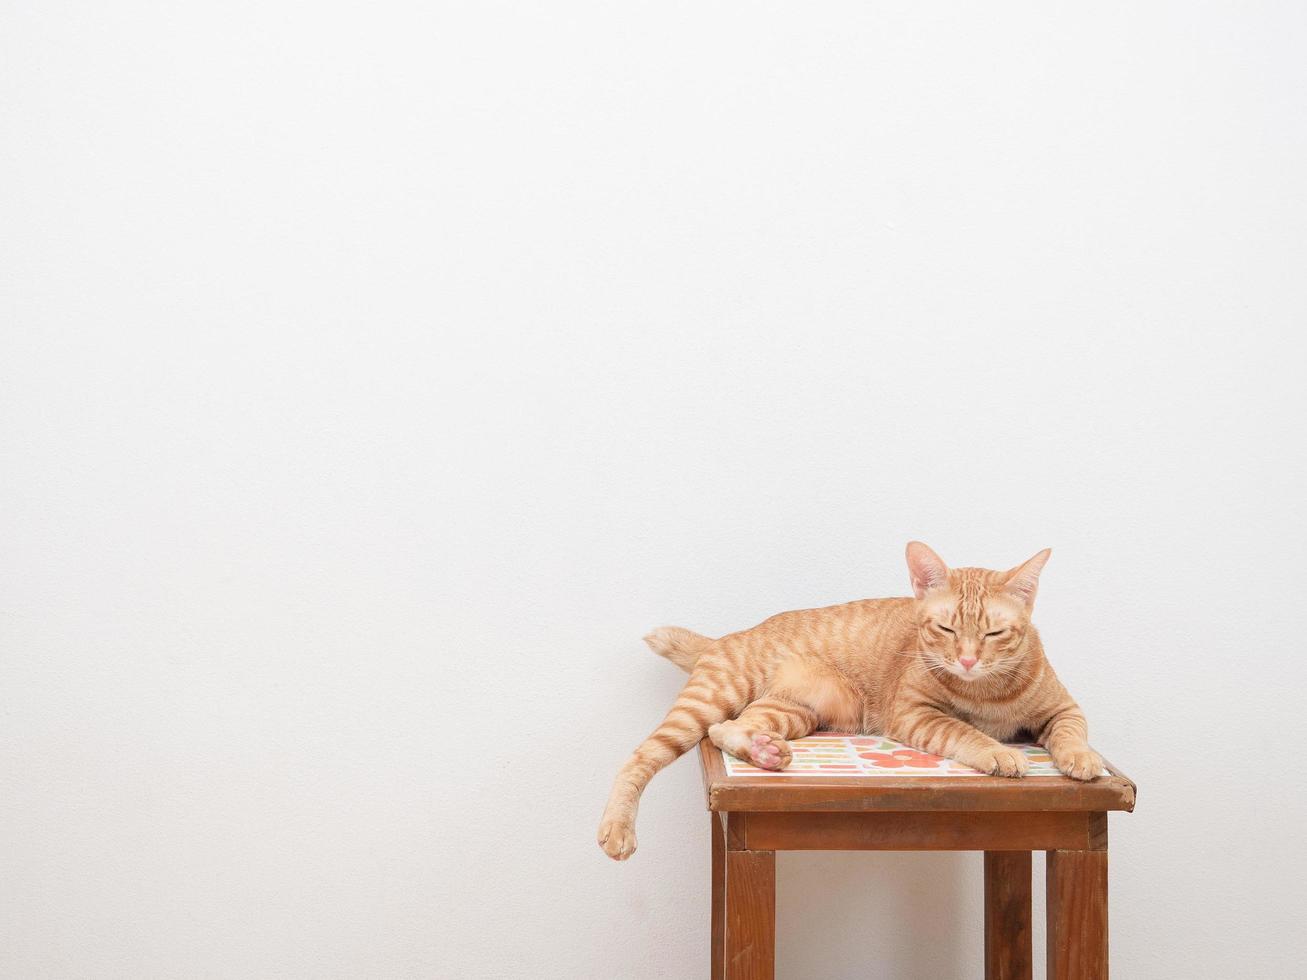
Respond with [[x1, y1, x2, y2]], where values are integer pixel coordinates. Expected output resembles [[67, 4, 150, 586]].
[[1053, 748, 1104, 781], [974, 745, 1029, 778], [597, 816, 637, 861]]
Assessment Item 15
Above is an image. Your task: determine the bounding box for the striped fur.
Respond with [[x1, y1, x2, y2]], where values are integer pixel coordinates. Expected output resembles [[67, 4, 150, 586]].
[[643, 626, 710, 672], [598, 542, 1102, 860]]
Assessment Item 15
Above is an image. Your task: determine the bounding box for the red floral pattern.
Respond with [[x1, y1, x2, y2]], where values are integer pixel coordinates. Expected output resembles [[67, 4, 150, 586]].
[[857, 748, 946, 769], [720, 732, 1097, 778]]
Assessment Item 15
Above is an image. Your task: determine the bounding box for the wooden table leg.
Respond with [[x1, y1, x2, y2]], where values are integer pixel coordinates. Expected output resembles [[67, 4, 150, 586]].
[[711, 813, 725, 980], [723, 819, 774, 980], [1046, 849, 1108, 979], [984, 850, 1032, 980]]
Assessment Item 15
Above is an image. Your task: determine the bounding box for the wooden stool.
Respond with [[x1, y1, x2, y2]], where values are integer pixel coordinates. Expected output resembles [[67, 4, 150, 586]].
[[698, 734, 1136, 980]]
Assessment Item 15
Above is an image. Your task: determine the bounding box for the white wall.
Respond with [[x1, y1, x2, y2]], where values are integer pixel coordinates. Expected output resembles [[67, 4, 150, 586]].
[[3, 3, 1304, 978]]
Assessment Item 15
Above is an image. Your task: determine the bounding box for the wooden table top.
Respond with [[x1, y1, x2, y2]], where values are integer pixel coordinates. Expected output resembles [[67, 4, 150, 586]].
[[697, 733, 1136, 813]]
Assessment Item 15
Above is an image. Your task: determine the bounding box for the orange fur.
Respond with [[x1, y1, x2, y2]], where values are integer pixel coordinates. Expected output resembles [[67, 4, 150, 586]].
[[598, 542, 1102, 860]]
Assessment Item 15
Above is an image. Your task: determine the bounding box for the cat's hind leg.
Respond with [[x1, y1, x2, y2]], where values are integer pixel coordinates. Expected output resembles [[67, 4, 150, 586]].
[[710, 656, 857, 770], [709, 694, 818, 771], [597, 661, 752, 860]]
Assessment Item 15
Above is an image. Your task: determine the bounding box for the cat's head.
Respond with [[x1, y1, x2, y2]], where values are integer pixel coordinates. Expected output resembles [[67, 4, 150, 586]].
[[905, 541, 1049, 683]]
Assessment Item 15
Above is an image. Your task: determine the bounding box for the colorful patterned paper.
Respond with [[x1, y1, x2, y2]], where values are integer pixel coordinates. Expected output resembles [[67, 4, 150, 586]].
[[721, 732, 1102, 777]]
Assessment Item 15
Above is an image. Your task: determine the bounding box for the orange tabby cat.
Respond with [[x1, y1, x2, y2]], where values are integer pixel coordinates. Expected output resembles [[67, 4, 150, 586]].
[[598, 542, 1103, 860]]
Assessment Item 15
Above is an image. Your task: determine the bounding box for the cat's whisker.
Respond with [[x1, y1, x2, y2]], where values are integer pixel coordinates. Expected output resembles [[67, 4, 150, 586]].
[[999, 659, 1035, 678]]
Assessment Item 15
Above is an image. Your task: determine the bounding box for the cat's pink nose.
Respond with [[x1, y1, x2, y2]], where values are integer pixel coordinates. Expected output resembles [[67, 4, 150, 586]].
[[959, 656, 978, 671]]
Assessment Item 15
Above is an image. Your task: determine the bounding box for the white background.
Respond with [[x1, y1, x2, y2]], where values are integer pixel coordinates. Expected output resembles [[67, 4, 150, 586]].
[[3, 2, 1304, 978]]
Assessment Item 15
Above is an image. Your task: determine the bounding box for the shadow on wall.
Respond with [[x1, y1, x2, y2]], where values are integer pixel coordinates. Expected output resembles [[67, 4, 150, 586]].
[[777, 850, 981, 979]]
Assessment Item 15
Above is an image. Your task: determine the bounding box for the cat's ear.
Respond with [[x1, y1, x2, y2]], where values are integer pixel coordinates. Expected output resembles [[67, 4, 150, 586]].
[[1004, 548, 1051, 608], [906, 541, 950, 598]]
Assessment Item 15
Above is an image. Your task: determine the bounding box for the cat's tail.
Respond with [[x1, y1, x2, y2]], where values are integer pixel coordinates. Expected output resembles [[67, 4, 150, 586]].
[[643, 626, 712, 672]]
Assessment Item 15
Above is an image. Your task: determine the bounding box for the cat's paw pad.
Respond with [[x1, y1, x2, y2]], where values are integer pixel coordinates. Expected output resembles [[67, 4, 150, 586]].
[[747, 732, 792, 771], [977, 746, 1029, 778], [597, 817, 637, 861], [1054, 749, 1104, 782]]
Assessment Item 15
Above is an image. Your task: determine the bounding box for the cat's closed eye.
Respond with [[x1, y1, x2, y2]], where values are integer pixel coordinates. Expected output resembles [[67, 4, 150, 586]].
[[985, 629, 1007, 638], [937, 624, 955, 634]]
